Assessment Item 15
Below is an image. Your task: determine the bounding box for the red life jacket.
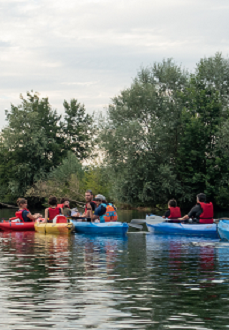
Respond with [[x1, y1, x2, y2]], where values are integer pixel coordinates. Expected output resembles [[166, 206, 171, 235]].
[[48, 207, 61, 221], [199, 202, 214, 224], [85, 201, 96, 213], [168, 207, 181, 219], [15, 208, 30, 222], [57, 204, 64, 208]]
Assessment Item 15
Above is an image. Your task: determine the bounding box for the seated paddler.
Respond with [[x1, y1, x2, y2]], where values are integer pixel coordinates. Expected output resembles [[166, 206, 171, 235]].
[[45, 196, 63, 223], [87, 194, 118, 223], [16, 198, 42, 222], [162, 199, 181, 222], [178, 193, 214, 224]]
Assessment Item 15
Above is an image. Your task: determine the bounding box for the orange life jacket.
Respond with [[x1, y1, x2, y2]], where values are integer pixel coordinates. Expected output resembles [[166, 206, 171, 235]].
[[103, 204, 118, 222], [199, 202, 214, 224], [168, 207, 181, 219]]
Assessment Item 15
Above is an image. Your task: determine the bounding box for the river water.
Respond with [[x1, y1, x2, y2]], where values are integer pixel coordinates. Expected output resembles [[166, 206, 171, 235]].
[[1, 208, 229, 329]]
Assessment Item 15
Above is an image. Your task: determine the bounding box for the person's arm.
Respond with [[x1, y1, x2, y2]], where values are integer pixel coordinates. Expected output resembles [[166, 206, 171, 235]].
[[25, 212, 37, 221], [178, 205, 199, 221], [85, 203, 94, 220], [162, 210, 170, 219], [178, 214, 189, 221], [93, 205, 107, 222], [60, 208, 64, 215], [44, 208, 48, 223]]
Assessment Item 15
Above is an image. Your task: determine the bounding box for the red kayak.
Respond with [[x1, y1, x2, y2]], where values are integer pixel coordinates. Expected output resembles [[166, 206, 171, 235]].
[[0, 218, 45, 232]]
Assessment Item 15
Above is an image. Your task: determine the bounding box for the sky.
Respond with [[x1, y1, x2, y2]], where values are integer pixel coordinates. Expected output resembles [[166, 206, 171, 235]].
[[0, 0, 228, 128]]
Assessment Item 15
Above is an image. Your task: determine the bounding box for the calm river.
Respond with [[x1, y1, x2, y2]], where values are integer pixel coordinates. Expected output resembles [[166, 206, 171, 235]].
[[1, 208, 229, 329]]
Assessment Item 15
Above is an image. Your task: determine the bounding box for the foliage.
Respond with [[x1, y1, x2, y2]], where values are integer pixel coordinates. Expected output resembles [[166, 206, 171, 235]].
[[83, 165, 112, 200], [100, 53, 229, 208], [0, 92, 94, 200], [26, 151, 85, 203], [63, 99, 95, 160]]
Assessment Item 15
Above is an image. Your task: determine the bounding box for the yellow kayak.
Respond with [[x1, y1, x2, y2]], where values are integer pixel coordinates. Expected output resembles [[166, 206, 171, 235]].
[[35, 222, 73, 234]]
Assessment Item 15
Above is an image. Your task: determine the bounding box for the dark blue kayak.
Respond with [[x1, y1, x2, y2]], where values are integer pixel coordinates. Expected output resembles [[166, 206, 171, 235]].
[[146, 215, 218, 237], [71, 220, 129, 235], [218, 220, 229, 240]]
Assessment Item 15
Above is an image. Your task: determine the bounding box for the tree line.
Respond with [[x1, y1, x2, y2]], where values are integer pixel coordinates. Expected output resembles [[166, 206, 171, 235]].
[[1, 53, 229, 209]]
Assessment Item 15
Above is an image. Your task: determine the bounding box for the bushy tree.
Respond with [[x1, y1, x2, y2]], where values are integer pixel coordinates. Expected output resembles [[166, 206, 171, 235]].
[[0, 92, 94, 200], [101, 54, 229, 208], [63, 99, 95, 160]]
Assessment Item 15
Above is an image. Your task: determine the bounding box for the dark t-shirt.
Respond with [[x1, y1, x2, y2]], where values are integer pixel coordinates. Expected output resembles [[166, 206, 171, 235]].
[[85, 202, 96, 213], [94, 205, 106, 217], [22, 210, 32, 222], [164, 210, 170, 218], [188, 204, 203, 219]]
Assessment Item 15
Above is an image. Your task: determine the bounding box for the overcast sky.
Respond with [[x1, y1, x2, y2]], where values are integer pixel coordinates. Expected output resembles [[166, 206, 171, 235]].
[[0, 0, 228, 128]]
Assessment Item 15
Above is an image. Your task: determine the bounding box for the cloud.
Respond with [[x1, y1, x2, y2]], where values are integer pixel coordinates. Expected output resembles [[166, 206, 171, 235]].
[[0, 0, 229, 127]]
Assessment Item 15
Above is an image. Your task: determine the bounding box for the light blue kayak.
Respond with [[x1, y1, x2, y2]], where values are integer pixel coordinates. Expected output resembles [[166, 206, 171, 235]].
[[71, 220, 129, 235], [218, 220, 229, 240], [146, 215, 218, 237]]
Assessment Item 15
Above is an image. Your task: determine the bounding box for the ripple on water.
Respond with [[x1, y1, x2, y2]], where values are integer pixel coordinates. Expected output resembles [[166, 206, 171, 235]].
[[0, 231, 229, 329]]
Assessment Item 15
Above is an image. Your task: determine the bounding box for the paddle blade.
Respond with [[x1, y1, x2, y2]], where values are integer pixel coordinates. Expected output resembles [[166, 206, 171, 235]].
[[129, 223, 143, 230], [146, 215, 164, 225], [131, 219, 146, 224]]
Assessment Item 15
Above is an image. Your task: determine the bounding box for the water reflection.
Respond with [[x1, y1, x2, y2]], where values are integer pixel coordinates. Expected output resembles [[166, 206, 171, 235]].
[[1, 230, 229, 328]]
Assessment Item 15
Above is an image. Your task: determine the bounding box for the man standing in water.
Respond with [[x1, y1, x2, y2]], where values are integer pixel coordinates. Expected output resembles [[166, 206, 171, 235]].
[[179, 193, 214, 224]]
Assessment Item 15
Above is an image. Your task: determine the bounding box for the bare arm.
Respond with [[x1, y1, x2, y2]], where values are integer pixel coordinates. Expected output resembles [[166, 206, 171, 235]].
[[178, 215, 189, 221], [26, 213, 37, 221], [44, 208, 48, 223]]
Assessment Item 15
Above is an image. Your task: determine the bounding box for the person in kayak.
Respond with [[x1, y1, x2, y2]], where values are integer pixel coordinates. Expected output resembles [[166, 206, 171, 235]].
[[87, 194, 118, 223], [162, 199, 181, 221], [178, 193, 214, 224], [72, 189, 96, 217], [58, 198, 71, 216], [45, 196, 63, 223], [16, 198, 42, 222]]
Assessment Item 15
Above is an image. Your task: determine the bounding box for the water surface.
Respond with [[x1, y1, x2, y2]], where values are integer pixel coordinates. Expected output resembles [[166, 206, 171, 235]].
[[0, 209, 229, 329]]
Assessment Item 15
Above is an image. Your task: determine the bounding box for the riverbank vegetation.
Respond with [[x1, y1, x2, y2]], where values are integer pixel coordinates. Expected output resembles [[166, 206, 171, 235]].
[[1, 53, 229, 209]]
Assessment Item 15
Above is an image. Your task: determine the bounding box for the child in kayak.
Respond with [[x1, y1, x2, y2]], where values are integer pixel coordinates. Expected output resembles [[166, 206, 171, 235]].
[[58, 198, 71, 216], [162, 199, 181, 221], [45, 196, 63, 223], [16, 198, 42, 222]]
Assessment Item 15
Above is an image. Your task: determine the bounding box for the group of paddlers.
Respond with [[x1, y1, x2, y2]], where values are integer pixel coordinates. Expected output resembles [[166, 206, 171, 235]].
[[15, 191, 213, 224], [162, 193, 214, 223], [15, 189, 118, 223]]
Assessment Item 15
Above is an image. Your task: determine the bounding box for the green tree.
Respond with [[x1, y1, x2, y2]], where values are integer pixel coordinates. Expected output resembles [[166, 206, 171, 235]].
[[101, 54, 229, 208], [100, 59, 188, 206], [63, 99, 95, 160], [0, 92, 95, 201], [26, 151, 85, 203]]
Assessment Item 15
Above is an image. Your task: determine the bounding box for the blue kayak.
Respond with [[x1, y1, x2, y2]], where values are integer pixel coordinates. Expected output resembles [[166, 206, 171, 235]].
[[218, 220, 229, 240], [146, 216, 218, 237], [71, 220, 129, 235]]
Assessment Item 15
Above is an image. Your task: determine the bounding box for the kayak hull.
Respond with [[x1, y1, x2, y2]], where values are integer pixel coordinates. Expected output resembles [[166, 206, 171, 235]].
[[218, 220, 229, 240], [0, 221, 35, 231], [35, 222, 74, 234], [146, 222, 218, 237], [71, 221, 129, 235]]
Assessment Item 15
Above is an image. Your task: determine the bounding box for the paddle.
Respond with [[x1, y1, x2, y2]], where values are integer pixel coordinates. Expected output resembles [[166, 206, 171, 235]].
[[68, 216, 92, 222], [128, 223, 143, 230], [129, 215, 164, 230]]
